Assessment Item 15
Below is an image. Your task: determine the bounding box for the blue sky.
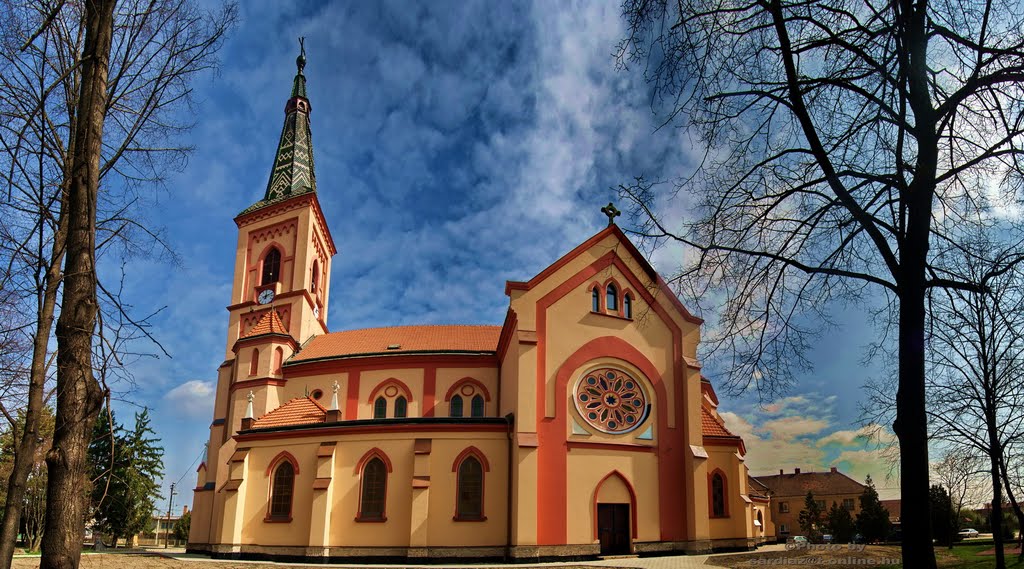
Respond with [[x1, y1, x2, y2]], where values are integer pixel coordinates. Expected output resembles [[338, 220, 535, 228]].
[[114, 0, 899, 512]]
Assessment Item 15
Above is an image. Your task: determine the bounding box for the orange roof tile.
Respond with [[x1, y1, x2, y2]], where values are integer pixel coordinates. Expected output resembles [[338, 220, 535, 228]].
[[242, 310, 288, 339], [701, 406, 737, 437], [251, 396, 326, 429], [290, 324, 501, 362]]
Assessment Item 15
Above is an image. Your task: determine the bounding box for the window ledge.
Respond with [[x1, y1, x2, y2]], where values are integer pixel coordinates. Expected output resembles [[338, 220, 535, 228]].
[[589, 310, 633, 322], [264, 516, 292, 523], [453, 515, 487, 522], [354, 516, 388, 523], [710, 514, 731, 519]]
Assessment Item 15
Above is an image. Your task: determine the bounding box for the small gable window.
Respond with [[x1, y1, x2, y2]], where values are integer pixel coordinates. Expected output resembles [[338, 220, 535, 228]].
[[373, 397, 387, 419], [470, 395, 484, 418], [606, 283, 618, 312], [268, 461, 294, 521], [359, 457, 387, 521], [261, 247, 282, 285], [623, 294, 632, 319], [456, 456, 484, 520], [394, 396, 408, 418], [591, 287, 600, 312], [450, 395, 464, 418], [711, 472, 727, 517]]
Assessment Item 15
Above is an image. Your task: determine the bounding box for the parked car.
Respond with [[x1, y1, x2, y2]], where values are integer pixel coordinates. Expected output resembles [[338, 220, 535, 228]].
[[787, 535, 809, 545], [958, 528, 980, 538]]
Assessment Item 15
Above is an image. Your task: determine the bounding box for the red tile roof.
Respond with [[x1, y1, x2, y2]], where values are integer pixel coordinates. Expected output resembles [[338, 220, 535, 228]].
[[251, 396, 326, 429], [701, 406, 736, 437], [880, 499, 900, 521], [242, 310, 288, 339], [753, 470, 867, 498], [290, 324, 502, 362]]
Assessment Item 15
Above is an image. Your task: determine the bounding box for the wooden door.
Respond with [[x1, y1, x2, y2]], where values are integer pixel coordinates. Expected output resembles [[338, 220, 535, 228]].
[[597, 503, 630, 555]]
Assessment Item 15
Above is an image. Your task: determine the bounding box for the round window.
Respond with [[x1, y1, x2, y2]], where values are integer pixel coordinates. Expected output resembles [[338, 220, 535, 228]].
[[573, 368, 649, 434]]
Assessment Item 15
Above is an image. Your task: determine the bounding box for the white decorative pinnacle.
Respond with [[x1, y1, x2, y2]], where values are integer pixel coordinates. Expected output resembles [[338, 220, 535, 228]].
[[244, 390, 254, 419], [329, 380, 339, 411]]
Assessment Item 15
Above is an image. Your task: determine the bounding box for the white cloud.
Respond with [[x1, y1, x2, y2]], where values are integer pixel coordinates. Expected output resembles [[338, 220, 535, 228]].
[[164, 380, 215, 417], [760, 416, 830, 440]]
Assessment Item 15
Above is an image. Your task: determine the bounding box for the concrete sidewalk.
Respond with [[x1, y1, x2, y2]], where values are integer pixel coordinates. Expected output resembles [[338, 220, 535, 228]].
[[156, 544, 788, 569]]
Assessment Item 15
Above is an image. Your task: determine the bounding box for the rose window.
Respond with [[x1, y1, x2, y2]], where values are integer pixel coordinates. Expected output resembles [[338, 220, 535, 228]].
[[574, 368, 649, 434]]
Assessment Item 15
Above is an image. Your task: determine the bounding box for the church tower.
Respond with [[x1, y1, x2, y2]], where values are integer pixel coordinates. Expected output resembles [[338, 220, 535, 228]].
[[216, 42, 335, 439], [224, 44, 335, 356]]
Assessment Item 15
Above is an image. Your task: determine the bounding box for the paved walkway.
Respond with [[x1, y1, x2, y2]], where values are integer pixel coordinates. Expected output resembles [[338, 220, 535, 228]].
[[156, 544, 788, 569]]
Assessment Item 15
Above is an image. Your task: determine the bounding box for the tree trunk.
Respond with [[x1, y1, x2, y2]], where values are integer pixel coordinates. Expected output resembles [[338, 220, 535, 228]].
[[40, 1, 116, 568], [996, 454, 1024, 561], [0, 150, 70, 569], [895, 284, 936, 568], [989, 441, 1006, 568]]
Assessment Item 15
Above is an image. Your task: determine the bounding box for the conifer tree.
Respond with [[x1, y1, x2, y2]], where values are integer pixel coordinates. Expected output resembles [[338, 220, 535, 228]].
[[798, 491, 823, 541], [930, 485, 954, 546], [826, 501, 856, 543], [88, 408, 163, 547], [856, 475, 891, 543]]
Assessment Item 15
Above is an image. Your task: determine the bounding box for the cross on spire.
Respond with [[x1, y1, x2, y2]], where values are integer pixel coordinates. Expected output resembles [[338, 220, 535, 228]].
[[601, 202, 621, 225]]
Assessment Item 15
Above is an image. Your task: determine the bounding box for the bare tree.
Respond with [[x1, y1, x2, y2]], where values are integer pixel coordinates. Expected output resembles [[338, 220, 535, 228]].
[[927, 239, 1024, 568], [0, 1, 235, 567], [616, 1, 1024, 566], [932, 449, 986, 546]]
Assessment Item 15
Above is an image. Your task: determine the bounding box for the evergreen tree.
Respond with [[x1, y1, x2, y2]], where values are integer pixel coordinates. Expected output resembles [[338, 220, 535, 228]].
[[798, 491, 823, 541], [930, 485, 954, 546], [826, 501, 857, 543], [856, 475, 891, 543], [88, 408, 164, 547]]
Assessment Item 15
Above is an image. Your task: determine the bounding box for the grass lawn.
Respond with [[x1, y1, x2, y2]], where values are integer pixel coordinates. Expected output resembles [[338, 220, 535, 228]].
[[934, 542, 1024, 568], [705, 542, 1024, 568]]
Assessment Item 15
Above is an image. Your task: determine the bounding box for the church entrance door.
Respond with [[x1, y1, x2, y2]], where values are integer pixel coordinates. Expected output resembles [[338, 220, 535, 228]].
[[597, 503, 630, 555]]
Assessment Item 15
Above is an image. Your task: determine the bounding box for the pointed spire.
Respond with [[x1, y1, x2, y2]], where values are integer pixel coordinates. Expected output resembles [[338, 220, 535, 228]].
[[240, 38, 317, 215]]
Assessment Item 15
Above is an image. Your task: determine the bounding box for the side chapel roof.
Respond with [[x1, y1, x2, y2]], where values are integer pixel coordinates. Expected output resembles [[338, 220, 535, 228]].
[[290, 324, 501, 363], [250, 396, 326, 429]]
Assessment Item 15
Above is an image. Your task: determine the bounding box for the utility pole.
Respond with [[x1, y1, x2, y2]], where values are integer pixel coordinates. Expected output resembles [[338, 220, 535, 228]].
[[164, 483, 176, 548]]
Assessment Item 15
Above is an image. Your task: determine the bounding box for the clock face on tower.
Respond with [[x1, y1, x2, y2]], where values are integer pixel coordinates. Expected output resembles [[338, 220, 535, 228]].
[[257, 289, 275, 305]]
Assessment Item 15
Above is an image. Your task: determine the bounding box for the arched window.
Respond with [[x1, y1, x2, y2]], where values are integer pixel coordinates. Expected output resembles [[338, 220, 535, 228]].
[[359, 457, 387, 521], [373, 397, 387, 419], [456, 456, 483, 520], [591, 287, 600, 312], [470, 395, 484, 418], [450, 395, 464, 418], [394, 396, 407, 418], [623, 293, 632, 319], [273, 347, 284, 375], [261, 248, 281, 285], [268, 461, 294, 520], [606, 283, 618, 311], [711, 472, 726, 517], [311, 260, 319, 294], [249, 348, 259, 376]]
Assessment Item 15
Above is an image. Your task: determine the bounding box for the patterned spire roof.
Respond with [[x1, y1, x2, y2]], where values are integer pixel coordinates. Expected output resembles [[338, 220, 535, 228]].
[[240, 41, 317, 216]]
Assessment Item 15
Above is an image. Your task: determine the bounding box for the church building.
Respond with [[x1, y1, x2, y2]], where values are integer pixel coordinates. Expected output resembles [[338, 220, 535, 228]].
[[187, 48, 771, 562]]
